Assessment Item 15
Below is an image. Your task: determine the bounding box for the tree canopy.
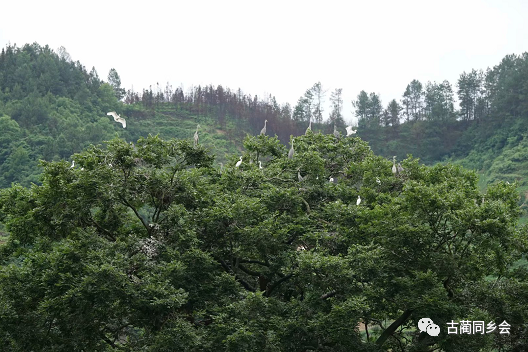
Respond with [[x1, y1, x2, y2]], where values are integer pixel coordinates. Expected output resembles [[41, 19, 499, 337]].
[[1, 133, 526, 351]]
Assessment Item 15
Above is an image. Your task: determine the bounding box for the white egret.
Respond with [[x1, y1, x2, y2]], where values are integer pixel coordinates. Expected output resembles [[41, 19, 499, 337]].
[[356, 195, 361, 206], [235, 156, 243, 168], [70, 160, 75, 168], [376, 177, 381, 185], [194, 124, 200, 147], [106, 111, 126, 128], [392, 156, 404, 175], [305, 119, 312, 135], [260, 120, 267, 135], [298, 170, 306, 182], [346, 126, 357, 136], [259, 161, 263, 169], [333, 124, 340, 139], [288, 139, 294, 159]]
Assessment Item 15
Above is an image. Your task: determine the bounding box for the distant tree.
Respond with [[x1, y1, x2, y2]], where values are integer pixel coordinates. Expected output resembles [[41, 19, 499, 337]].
[[386, 99, 402, 126], [424, 80, 455, 121], [280, 102, 292, 121], [310, 82, 325, 123], [56, 46, 71, 62], [402, 79, 424, 121], [367, 92, 383, 126], [292, 87, 314, 122], [352, 90, 370, 128], [457, 69, 484, 120], [329, 88, 343, 123], [107, 68, 125, 101]]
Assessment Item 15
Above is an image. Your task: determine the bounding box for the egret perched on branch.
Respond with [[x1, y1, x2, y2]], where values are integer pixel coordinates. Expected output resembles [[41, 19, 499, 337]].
[[346, 126, 356, 136], [70, 160, 75, 168], [260, 120, 267, 135], [106, 111, 126, 128], [333, 124, 340, 139], [194, 124, 200, 147], [392, 156, 404, 175], [356, 195, 361, 205], [259, 161, 263, 170], [298, 169, 306, 182], [305, 119, 312, 135], [235, 156, 243, 168], [288, 139, 295, 159]]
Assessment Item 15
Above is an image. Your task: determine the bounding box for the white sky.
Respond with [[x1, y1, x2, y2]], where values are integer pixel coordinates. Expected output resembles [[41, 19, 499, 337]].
[[1, 0, 527, 125]]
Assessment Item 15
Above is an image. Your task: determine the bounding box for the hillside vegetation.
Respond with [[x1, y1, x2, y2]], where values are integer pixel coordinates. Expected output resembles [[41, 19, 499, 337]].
[[1, 42, 528, 351]]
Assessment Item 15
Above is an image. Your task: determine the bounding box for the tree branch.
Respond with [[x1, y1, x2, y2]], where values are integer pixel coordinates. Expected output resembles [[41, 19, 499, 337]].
[[320, 290, 337, 300], [215, 256, 256, 292], [265, 273, 294, 297], [375, 309, 413, 346], [119, 195, 150, 232]]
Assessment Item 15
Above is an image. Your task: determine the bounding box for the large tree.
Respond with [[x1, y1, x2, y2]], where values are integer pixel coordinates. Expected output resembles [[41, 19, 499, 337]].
[[0, 134, 526, 351]]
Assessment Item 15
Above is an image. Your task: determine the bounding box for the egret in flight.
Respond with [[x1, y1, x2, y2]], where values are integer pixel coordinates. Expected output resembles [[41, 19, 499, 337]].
[[107, 111, 126, 128], [346, 126, 356, 136]]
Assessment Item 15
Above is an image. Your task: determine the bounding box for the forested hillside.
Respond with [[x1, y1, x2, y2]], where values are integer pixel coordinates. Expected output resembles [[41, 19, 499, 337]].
[[1, 43, 528, 351], [3, 43, 528, 193]]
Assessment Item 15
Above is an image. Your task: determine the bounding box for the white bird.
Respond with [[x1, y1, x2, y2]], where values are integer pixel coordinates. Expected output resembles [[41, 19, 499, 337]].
[[288, 139, 295, 159], [235, 156, 243, 168], [260, 120, 267, 135], [259, 161, 263, 169], [298, 170, 306, 182], [305, 119, 312, 135], [376, 177, 381, 185], [392, 156, 405, 175], [70, 160, 75, 168], [333, 124, 340, 139], [106, 111, 126, 128], [346, 126, 357, 136], [356, 195, 361, 206], [194, 124, 200, 147]]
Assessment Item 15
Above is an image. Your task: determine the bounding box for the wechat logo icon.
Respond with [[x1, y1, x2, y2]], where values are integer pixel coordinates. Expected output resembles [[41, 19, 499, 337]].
[[418, 318, 440, 337]]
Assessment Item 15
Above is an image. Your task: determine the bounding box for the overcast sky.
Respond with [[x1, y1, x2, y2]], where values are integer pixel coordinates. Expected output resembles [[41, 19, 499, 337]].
[[1, 0, 527, 125]]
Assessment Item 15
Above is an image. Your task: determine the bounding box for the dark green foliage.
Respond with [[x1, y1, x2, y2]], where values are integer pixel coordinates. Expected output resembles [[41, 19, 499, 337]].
[[0, 133, 526, 351]]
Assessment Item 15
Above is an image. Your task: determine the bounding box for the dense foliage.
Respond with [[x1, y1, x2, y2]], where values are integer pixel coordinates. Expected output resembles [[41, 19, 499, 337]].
[[0, 133, 527, 351]]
